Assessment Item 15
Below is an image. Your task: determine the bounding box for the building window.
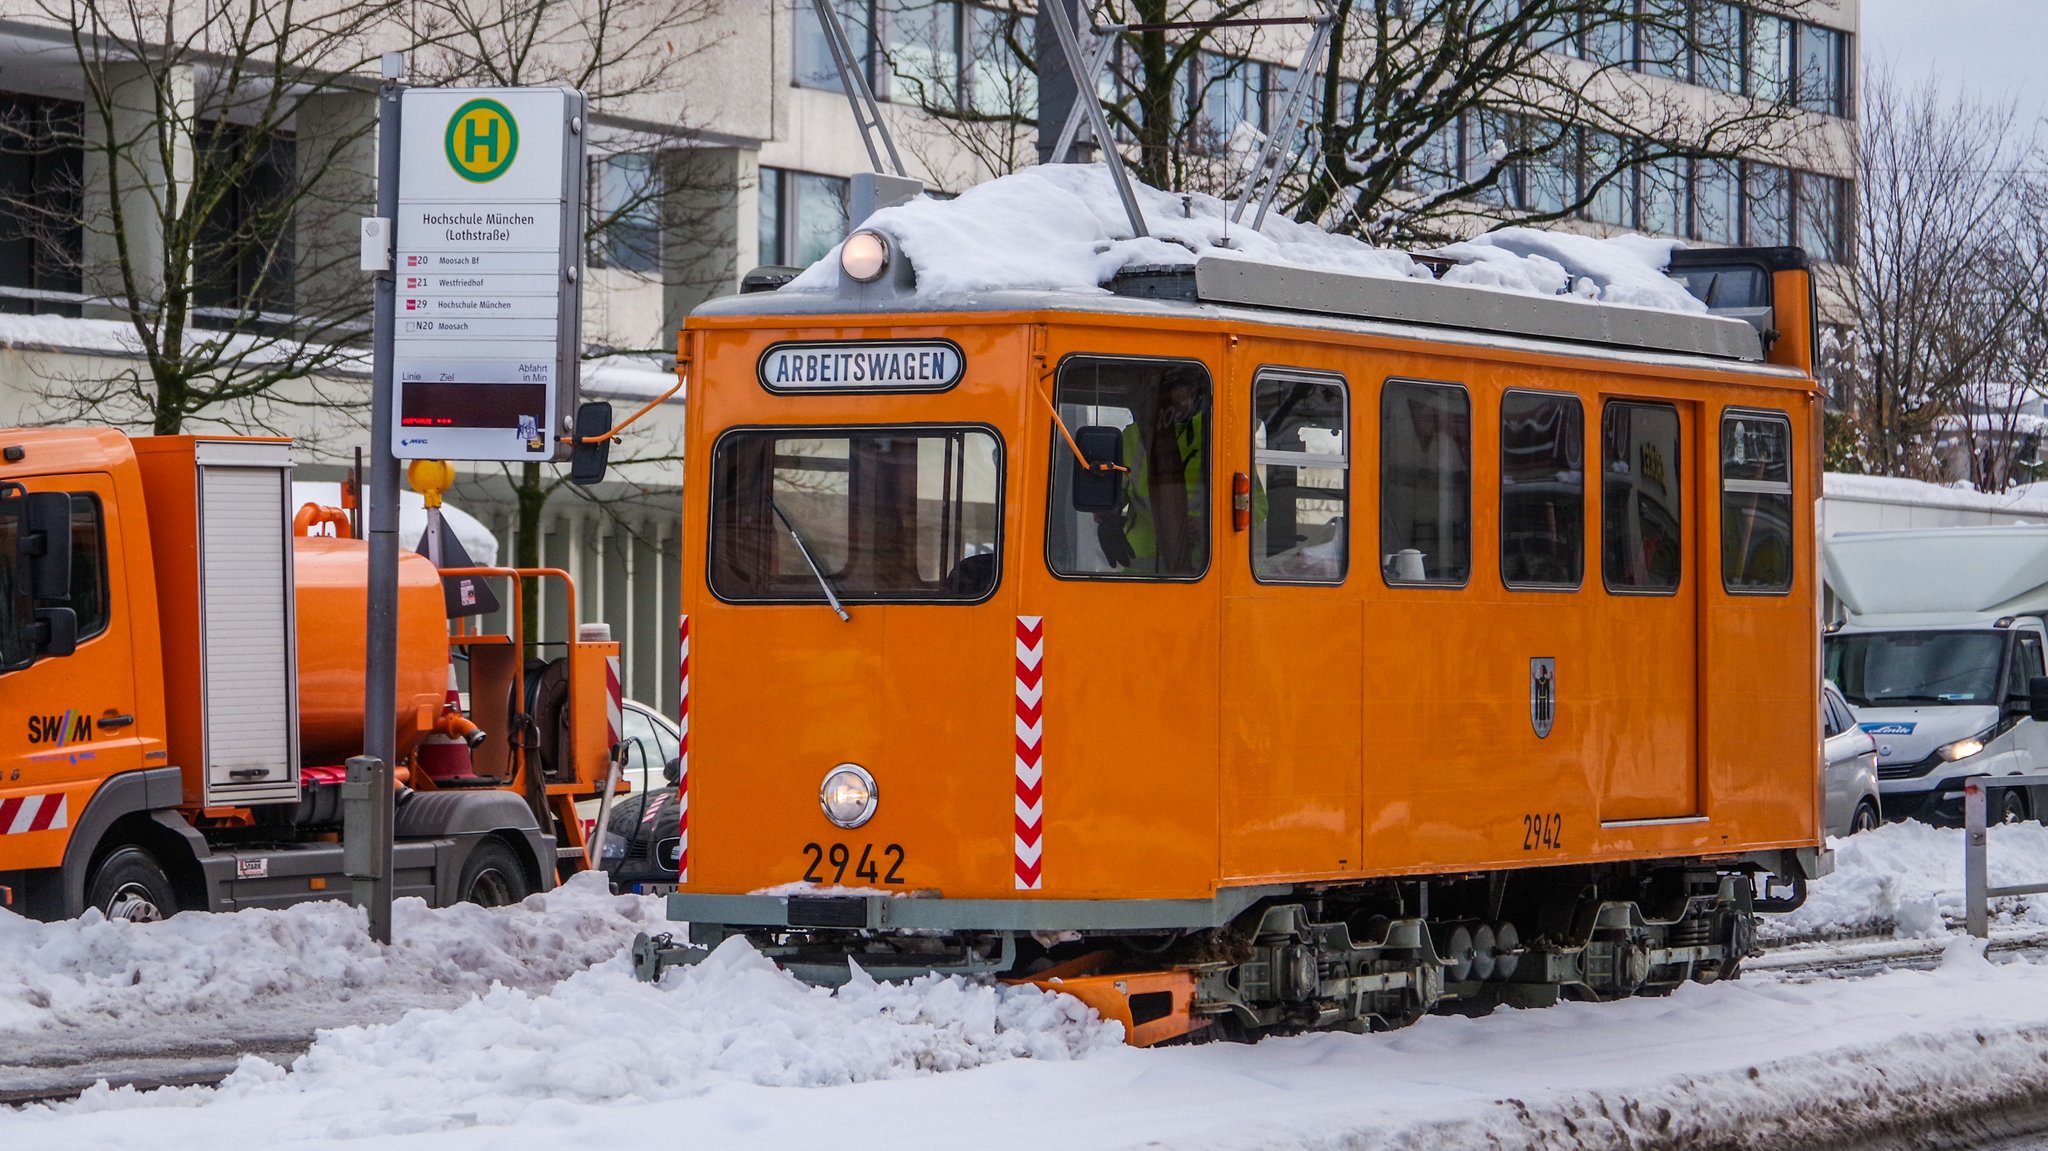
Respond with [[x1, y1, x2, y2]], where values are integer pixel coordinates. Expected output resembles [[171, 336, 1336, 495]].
[[0, 93, 82, 315], [1743, 160, 1791, 246], [1601, 401, 1682, 594], [1193, 51, 1263, 152], [1639, 154, 1688, 237], [1501, 391, 1584, 590], [1636, 0, 1686, 80], [1795, 22, 1850, 117], [1690, 2, 1743, 93], [884, 0, 961, 106], [1692, 158, 1740, 245], [1404, 116, 1461, 195], [1380, 379, 1470, 587], [591, 153, 660, 275], [1524, 121, 1577, 215], [1251, 370, 1348, 585], [967, 3, 1035, 119], [1796, 171, 1849, 264], [1583, 131, 1634, 227], [1046, 356, 1210, 580], [1721, 408, 1793, 594], [194, 123, 295, 316], [1745, 11, 1792, 102], [795, 0, 875, 93], [758, 167, 850, 267]]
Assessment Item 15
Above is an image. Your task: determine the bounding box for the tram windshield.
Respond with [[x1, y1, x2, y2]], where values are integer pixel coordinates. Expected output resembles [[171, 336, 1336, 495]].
[[709, 426, 1002, 603], [1826, 630, 2007, 707]]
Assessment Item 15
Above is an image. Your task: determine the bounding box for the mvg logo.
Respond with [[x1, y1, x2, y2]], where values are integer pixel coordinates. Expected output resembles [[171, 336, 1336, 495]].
[[26, 711, 92, 745]]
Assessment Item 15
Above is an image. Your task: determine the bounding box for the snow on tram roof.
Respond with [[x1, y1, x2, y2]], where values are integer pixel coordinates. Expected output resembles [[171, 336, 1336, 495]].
[[774, 164, 1710, 316]]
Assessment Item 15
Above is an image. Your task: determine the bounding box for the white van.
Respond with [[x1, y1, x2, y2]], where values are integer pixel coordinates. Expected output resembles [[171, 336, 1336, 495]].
[[1824, 526, 2048, 824]]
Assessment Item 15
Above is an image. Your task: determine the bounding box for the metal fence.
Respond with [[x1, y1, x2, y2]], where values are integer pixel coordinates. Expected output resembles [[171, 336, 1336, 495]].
[[1963, 771, 2048, 937]]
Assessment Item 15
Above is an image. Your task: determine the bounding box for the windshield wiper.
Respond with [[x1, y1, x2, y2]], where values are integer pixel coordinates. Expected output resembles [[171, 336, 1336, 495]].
[[771, 501, 851, 622]]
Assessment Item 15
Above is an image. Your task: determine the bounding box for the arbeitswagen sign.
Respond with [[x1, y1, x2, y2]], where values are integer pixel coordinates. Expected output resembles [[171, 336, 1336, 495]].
[[392, 88, 586, 462]]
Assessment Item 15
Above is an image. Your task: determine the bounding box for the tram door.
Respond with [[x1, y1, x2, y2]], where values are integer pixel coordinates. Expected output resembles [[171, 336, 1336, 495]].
[[1595, 399, 1700, 822], [1033, 352, 1223, 897], [1219, 367, 1363, 879]]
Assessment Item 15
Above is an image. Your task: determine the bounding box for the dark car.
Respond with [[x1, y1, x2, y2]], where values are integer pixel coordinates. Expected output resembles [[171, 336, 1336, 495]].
[[594, 781, 683, 893]]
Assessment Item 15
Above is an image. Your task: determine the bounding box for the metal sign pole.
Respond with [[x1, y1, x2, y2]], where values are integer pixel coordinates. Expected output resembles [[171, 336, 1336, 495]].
[[358, 54, 406, 945]]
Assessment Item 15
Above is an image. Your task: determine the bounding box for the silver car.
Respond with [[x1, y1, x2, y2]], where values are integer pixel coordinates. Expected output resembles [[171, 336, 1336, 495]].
[[1823, 681, 1882, 836]]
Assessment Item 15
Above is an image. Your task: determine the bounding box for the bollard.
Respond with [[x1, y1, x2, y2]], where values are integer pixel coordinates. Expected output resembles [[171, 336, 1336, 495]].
[[1965, 776, 1989, 939]]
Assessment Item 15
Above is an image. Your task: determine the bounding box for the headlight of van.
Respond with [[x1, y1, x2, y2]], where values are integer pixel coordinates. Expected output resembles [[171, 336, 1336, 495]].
[[1938, 731, 1993, 761]]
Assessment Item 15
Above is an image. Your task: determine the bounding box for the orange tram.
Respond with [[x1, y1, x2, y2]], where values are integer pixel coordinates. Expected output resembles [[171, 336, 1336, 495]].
[[633, 234, 1829, 1046]]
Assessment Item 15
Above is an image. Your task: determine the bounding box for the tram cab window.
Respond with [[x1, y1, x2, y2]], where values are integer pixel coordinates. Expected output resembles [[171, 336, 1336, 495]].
[[1380, 379, 1470, 586], [1500, 391, 1584, 589], [708, 426, 1002, 603], [1601, 401, 1682, 593], [1251, 370, 1348, 584], [1047, 357, 1210, 579], [1721, 409, 1794, 594]]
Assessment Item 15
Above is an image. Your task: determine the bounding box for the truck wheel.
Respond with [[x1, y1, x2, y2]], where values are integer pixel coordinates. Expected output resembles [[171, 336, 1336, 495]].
[[1998, 788, 2031, 825], [457, 840, 531, 907], [87, 847, 178, 922]]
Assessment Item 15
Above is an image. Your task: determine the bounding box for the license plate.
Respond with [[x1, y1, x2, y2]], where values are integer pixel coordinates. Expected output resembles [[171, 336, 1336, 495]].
[[800, 841, 906, 886]]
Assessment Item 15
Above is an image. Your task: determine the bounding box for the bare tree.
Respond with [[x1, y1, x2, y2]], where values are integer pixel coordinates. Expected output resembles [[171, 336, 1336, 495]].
[[1836, 66, 2048, 487], [1297, 0, 1815, 245], [26, 0, 406, 436]]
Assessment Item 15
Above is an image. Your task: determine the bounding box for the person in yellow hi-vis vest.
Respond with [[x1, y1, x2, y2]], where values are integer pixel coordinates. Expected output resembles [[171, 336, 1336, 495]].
[[1097, 367, 1206, 574]]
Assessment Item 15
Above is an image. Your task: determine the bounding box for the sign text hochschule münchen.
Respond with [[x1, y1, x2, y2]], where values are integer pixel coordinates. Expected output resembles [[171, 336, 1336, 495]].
[[391, 88, 586, 463]]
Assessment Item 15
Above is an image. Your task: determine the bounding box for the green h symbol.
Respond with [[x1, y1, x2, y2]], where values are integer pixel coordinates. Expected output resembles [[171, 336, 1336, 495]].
[[463, 114, 499, 166]]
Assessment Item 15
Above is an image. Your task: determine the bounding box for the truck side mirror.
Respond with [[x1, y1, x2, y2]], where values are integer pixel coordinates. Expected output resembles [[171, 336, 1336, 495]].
[[1070, 425, 1124, 513], [2030, 676, 2048, 724], [23, 491, 70, 600], [568, 401, 613, 487], [31, 605, 75, 658]]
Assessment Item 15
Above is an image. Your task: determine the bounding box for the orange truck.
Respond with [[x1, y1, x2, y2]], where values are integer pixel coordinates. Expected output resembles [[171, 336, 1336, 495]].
[[0, 429, 619, 921]]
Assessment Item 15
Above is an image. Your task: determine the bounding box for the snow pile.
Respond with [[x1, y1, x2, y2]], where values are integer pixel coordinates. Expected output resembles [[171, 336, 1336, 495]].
[[1437, 228, 1705, 312], [32, 938, 1115, 1140], [0, 872, 659, 1040], [788, 164, 1703, 312], [1763, 819, 2048, 942]]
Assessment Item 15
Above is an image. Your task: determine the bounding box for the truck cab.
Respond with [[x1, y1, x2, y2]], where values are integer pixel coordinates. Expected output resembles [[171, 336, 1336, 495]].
[[1824, 526, 2048, 824], [0, 429, 620, 920]]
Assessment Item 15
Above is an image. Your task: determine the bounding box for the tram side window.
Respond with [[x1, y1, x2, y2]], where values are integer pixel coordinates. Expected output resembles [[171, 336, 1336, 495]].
[[1251, 371, 1348, 584], [708, 427, 1003, 603], [1721, 409, 1793, 594], [1380, 379, 1470, 586], [1500, 391, 1584, 589], [1046, 357, 1210, 579], [1601, 402, 1682, 594]]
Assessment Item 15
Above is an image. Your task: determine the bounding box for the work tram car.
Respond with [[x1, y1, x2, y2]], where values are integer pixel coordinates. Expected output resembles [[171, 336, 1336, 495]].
[[634, 224, 1828, 1046]]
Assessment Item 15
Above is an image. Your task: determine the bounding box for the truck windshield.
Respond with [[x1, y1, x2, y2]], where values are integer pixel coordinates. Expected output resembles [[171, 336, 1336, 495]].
[[0, 500, 28, 670], [709, 426, 1002, 603], [1826, 631, 2007, 706]]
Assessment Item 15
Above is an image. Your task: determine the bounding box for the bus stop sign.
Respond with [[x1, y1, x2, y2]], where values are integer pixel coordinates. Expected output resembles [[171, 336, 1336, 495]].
[[391, 87, 585, 462]]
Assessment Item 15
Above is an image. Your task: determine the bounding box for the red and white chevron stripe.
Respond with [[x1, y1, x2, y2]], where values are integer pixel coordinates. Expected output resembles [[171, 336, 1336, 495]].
[[604, 654, 623, 750], [1014, 615, 1045, 891], [0, 792, 66, 835], [676, 614, 691, 883]]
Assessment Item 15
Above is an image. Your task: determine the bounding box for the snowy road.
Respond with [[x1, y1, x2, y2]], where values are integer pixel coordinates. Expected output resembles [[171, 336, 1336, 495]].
[[8, 822, 2048, 1150]]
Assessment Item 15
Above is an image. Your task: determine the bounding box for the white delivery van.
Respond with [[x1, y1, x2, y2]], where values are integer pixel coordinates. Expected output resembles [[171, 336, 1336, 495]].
[[1823, 525, 2048, 824]]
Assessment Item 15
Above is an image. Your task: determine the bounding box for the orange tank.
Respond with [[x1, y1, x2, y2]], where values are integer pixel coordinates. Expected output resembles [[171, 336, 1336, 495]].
[[293, 535, 449, 766]]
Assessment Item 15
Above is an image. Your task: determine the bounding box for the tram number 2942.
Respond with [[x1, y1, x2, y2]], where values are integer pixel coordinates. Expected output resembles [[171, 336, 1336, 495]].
[[801, 842, 906, 885], [1522, 813, 1564, 852]]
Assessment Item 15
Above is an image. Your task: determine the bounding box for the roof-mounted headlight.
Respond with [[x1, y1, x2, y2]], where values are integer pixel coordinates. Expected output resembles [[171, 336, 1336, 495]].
[[841, 229, 891, 283]]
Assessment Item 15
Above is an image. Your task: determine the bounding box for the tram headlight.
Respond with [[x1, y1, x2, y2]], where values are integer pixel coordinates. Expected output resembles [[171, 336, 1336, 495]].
[[820, 764, 879, 828], [841, 229, 891, 282]]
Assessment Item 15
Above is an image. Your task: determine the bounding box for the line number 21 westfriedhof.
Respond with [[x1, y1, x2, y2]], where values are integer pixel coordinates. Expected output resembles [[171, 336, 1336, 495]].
[[392, 88, 586, 463]]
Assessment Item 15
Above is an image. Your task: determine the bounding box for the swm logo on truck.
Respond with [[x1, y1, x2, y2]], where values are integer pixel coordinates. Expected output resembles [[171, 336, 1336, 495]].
[[26, 710, 91, 745], [445, 98, 518, 182]]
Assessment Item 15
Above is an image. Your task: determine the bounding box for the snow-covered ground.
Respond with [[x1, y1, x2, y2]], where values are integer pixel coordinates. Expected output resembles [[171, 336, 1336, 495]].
[[10, 826, 2048, 1149]]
